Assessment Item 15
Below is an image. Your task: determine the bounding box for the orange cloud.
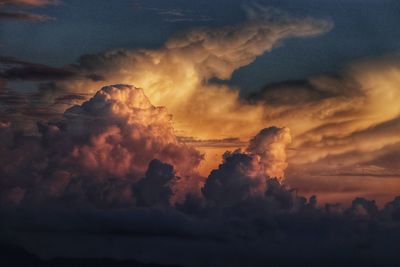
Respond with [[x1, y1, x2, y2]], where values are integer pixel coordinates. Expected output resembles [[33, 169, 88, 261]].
[[8, 7, 400, 204]]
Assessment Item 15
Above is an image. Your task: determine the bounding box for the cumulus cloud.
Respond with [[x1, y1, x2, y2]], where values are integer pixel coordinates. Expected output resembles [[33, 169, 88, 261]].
[[0, 84, 203, 207], [134, 159, 176, 208], [202, 151, 266, 207], [247, 127, 292, 179], [202, 126, 292, 207]]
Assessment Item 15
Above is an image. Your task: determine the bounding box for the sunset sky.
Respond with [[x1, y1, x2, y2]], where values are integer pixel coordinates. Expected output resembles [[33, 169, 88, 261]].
[[1, 1, 400, 266]]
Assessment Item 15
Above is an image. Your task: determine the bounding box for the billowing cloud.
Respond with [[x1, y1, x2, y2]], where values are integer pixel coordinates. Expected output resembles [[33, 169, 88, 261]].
[[247, 127, 292, 179], [0, 85, 295, 208], [202, 151, 266, 207], [43, 8, 332, 143], [134, 159, 177, 208], [0, 84, 203, 207], [247, 56, 400, 204], [202, 126, 292, 206]]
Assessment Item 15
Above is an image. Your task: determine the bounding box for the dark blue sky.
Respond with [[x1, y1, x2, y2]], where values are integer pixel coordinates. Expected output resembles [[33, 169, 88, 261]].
[[1, 0, 400, 92]]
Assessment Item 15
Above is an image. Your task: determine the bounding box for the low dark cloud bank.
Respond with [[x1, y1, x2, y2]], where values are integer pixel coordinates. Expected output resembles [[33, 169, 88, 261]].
[[0, 84, 399, 267]]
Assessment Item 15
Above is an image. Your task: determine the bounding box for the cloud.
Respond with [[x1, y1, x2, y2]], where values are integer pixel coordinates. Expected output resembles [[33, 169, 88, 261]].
[[44, 8, 331, 142], [0, 57, 104, 81], [0, 84, 298, 213], [1, 6, 400, 265], [0, 57, 104, 130], [0, 0, 59, 7], [202, 151, 266, 207], [134, 159, 177, 208], [247, 127, 292, 180], [0, 0, 59, 21], [202, 126, 292, 207], [2, 5, 399, 205], [0, 84, 203, 208], [1, 181, 400, 266], [244, 55, 400, 204], [0, 10, 52, 21], [0, 84, 399, 266], [21, 8, 328, 176], [143, 7, 213, 23], [254, 56, 400, 161]]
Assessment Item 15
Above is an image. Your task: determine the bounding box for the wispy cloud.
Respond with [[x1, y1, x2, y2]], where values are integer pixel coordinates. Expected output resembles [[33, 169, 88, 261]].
[[0, 10, 52, 21], [0, 0, 59, 22], [0, 57, 104, 81], [0, 0, 59, 7], [143, 7, 213, 23]]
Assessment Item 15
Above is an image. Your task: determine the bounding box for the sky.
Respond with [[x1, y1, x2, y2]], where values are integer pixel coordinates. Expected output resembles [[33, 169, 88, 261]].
[[1, 0, 400, 266], [2, 0, 400, 91]]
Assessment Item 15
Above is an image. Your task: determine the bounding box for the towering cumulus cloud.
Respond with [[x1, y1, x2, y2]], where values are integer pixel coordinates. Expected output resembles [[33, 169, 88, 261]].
[[62, 84, 201, 179], [0, 84, 203, 207], [203, 127, 292, 206], [247, 127, 292, 179]]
